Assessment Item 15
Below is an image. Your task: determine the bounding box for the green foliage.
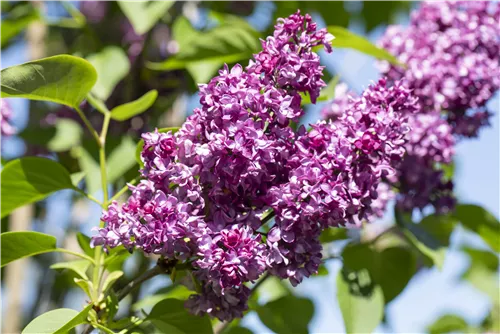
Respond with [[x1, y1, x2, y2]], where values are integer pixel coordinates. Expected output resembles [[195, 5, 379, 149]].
[[257, 295, 314, 334], [319, 227, 348, 243], [22, 305, 93, 334], [327, 26, 403, 66], [461, 247, 499, 302], [147, 298, 213, 334], [77, 232, 95, 257], [1, 231, 57, 267], [107, 136, 139, 184], [427, 314, 468, 334], [1, 3, 40, 48], [225, 326, 254, 334], [132, 285, 194, 311], [1, 157, 76, 217], [336, 269, 384, 334], [102, 270, 124, 294], [118, 1, 175, 35], [50, 260, 91, 280], [342, 243, 417, 304], [1, 55, 97, 109], [453, 204, 500, 252], [87, 46, 130, 100], [110, 90, 158, 121], [147, 16, 260, 83], [419, 214, 458, 247]]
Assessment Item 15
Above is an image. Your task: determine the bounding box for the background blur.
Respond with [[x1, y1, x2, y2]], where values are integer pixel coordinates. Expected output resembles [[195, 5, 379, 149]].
[[1, 1, 498, 333]]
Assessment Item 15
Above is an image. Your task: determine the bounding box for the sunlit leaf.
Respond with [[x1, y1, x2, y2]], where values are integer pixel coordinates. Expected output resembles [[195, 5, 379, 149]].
[[118, 1, 175, 35], [453, 204, 500, 252], [1, 55, 97, 108], [1, 3, 40, 47], [1, 157, 76, 218], [148, 299, 213, 334], [427, 314, 468, 334], [51, 259, 91, 280], [22, 305, 92, 334], [327, 26, 403, 66], [337, 269, 384, 334], [1, 231, 57, 267], [107, 136, 138, 183], [87, 46, 130, 100], [110, 90, 158, 121], [102, 271, 124, 293], [257, 295, 314, 334]]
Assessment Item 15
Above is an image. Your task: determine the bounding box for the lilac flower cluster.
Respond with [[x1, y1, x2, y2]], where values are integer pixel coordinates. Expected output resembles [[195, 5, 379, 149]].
[[266, 80, 413, 284], [323, 85, 455, 213], [379, 1, 500, 138], [0, 99, 15, 137], [93, 12, 415, 321]]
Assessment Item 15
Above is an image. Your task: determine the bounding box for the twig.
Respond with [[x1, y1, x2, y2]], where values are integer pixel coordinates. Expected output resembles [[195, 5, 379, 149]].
[[116, 265, 165, 302]]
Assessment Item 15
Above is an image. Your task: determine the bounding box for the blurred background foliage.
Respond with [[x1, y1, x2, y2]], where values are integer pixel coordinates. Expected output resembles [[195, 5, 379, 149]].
[[1, 2, 498, 334]]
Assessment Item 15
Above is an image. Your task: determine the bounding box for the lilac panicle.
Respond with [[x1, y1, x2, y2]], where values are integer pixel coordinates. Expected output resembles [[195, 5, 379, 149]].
[[1, 99, 15, 137], [379, 1, 500, 137]]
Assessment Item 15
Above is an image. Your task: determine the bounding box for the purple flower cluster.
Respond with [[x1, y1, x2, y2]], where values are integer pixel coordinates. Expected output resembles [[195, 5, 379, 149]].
[[93, 11, 415, 321], [323, 85, 455, 213], [0, 99, 15, 137], [379, 1, 500, 138]]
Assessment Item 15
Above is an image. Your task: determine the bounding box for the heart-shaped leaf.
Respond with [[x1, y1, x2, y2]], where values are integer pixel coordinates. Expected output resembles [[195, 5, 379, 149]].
[[1, 231, 57, 267], [1, 157, 76, 218], [1, 55, 97, 108], [110, 90, 158, 121], [22, 305, 92, 334], [327, 26, 403, 66]]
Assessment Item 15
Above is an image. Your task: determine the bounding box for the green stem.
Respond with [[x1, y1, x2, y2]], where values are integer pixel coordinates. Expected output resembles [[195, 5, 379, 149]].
[[54, 248, 96, 264], [109, 176, 140, 202], [260, 210, 275, 226], [75, 188, 102, 206], [115, 265, 164, 302], [91, 111, 112, 302], [75, 106, 101, 147]]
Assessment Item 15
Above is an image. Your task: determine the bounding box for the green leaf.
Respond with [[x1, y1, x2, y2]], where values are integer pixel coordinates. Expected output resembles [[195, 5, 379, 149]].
[[259, 276, 291, 303], [77, 147, 101, 195], [87, 46, 130, 100], [225, 327, 253, 334], [327, 26, 403, 66], [77, 232, 95, 257], [419, 214, 458, 247], [402, 228, 446, 269], [74, 278, 94, 299], [337, 269, 384, 334], [453, 204, 500, 252], [118, 1, 175, 35], [1, 231, 57, 267], [86, 93, 109, 115], [110, 90, 158, 121], [102, 270, 124, 293], [51, 259, 91, 280], [107, 136, 138, 183], [148, 298, 213, 334], [1, 55, 97, 108], [22, 304, 92, 334], [136, 127, 180, 167], [427, 314, 468, 334], [1, 4, 40, 48], [319, 227, 348, 243], [47, 119, 83, 152], [132, 285, 194, 311], [342, 244, 417, 304], [147, 16, 260, 83], [257, 295, 314, 334], [462, 247, 499, 302], [70, 172, 86, 187], [1, 157, 76, 218]]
